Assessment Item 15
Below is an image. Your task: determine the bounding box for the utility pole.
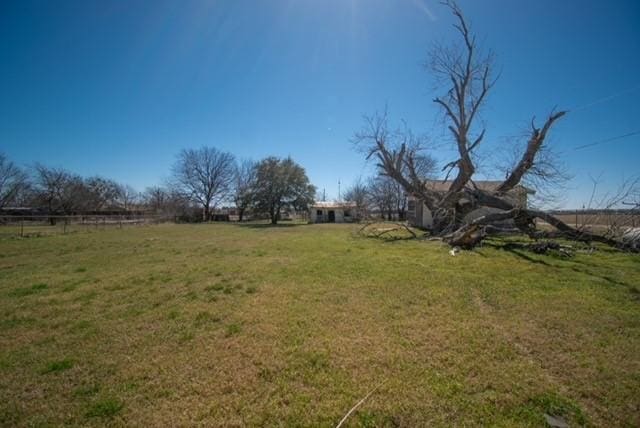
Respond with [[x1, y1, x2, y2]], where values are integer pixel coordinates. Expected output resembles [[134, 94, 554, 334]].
[[338, 179, 341, 202], [322, 188, 326, 202]]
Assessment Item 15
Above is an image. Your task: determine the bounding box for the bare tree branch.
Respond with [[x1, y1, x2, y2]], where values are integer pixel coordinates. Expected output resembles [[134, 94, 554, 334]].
[[497, 111, 567, 193], [351, 1, 632, 251], [171, 147, 236, 221], [0, 153, 28, 209]]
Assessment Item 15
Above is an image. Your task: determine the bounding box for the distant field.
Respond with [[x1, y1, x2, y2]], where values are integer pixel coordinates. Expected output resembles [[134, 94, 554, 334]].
[[1, 223, 639, 426], [548, 212, 639, 230]]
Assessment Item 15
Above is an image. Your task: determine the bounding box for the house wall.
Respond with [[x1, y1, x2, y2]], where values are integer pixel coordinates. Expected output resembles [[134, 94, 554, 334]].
[[407, 188, 528, 230], [310, 208, 354, 223], [422, 204, 433, 228], [408, 196, 419, 227], [408, 196, 433, 229]]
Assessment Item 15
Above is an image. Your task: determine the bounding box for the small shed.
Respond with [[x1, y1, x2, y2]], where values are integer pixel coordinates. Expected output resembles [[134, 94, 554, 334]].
[[309, 201, 357, 223]]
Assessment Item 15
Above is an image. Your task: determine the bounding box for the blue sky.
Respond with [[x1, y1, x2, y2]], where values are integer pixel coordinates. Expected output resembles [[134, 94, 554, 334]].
[[1, 0, 638, 208]]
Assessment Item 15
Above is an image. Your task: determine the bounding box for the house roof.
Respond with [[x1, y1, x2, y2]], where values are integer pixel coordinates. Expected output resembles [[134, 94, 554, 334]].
[[310, 201, 357, 209], [424, 180, 535, 194]]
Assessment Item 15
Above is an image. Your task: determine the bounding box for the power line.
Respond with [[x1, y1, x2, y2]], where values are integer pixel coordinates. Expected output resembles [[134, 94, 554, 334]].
[[574, 130, 640, 150], [570, 84, 640, 112], [566, 84, 640, 151]]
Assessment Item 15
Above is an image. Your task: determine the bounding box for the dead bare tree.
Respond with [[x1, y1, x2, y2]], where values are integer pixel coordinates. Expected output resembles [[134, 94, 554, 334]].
[[496, 133, 572, 210], [354, 1, 630, 250]]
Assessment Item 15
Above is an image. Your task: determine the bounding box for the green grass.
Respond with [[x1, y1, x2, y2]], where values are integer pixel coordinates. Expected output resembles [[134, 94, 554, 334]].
[[0, 223, 639, 426], [40, 359, 73, 374], [7, 282, 48, 297], [84, 398, 124, 418]]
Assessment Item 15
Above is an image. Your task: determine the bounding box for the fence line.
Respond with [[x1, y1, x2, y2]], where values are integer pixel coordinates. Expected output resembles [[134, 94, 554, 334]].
[[0, 214, 173, 238]]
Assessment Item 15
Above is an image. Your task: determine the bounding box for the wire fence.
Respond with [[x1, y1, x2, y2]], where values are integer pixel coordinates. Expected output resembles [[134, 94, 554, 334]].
[[549, 210, 639, 234], [0, 214, 172, 238]]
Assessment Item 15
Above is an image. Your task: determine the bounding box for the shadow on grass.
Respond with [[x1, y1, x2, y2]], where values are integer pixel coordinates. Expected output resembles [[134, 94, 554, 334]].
[[483, 242, 554, 267], [379, 235, 420, 243], [233, 221, 311, 229], [485, 240, 638, 293]]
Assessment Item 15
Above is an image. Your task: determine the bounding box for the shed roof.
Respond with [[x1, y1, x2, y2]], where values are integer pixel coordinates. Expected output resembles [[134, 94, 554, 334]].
[[424, 180, 535, 194], [310, 201, 357, 209]]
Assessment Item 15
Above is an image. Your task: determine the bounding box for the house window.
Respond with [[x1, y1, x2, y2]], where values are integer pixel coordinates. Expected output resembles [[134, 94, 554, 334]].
[[316, 210, 323, 216], [408, 200, 416, 211], [344, 210, 351, 217]]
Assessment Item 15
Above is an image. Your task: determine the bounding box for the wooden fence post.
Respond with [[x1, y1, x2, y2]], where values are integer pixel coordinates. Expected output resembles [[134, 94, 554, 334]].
[[20, 218, 24, 237]]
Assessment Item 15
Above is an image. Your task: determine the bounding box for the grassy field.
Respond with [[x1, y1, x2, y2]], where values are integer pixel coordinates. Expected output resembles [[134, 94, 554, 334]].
[[1, 223, 639, 427]]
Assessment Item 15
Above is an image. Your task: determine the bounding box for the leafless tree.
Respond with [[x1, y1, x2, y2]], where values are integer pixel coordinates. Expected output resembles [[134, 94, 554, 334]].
[[33, 165, 75, 214], [496, 134, 571, 209], [83, 176, 120, 211], [580, 175, 640, 238], [32, 166, 127, 216], [0, 153, 29, 209], [143, 186, 169, 213], [367, 175, 406, 221], [233, 159, 256, 221], [143, 185, 192, 218], [354, 1, 625, 249], [116, 184, 140, 211], [171, 147, 236, 221], [343, 178, 369, 220]]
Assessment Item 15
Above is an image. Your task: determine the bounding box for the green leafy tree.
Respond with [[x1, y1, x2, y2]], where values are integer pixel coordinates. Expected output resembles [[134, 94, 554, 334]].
[[253, 157, 315, 224]]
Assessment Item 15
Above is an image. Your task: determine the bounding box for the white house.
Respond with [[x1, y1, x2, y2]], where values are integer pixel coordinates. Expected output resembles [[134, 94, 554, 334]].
[[309, 201, 357, 223]]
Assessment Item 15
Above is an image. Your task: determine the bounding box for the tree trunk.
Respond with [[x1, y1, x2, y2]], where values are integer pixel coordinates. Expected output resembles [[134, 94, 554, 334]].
[[238, 208, 244, 222], [47, 199, 56, 225]]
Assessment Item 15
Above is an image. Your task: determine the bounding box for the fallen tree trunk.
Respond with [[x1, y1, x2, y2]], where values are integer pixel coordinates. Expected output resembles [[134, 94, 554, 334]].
[[359, 221, 417, 239], [444, 209, 519, 248], [443, 207, 636, 251], [526, 209, 628, 249]]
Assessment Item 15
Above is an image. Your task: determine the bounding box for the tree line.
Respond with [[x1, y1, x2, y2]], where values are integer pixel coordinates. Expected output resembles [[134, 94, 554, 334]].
[[0, 149, 315, 225], [342, 176, 413, 222]]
